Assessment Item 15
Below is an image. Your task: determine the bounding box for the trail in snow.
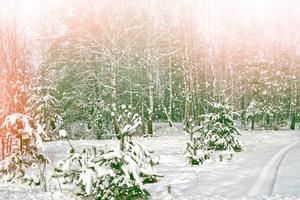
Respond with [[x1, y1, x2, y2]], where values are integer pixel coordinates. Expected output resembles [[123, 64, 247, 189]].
[[144, 125, 300, 199], [0, 183, 68, 200], [247, 140, 300, 196], [273, 142, 300, 196], [0, 123, 300, 199]]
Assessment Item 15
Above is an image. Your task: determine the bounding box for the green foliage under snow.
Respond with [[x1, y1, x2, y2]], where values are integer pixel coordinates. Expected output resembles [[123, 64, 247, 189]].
[[53, 141, 159, 200], [186, 102, 242, 165]]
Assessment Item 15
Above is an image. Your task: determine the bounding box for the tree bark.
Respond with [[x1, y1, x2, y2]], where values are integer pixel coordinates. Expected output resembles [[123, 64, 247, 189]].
[[141, 98, 146, 135], [148, 75, 154, 135], [290, 112, 296, 130], [120, 135, 125, 151], [1, 134, 4, 160]]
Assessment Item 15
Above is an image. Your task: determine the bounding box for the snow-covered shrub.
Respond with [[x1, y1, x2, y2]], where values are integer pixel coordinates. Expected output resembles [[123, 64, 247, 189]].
[[0, 148, 49, 186], [112, 104, 160, 182], [54, 142, 160, 199], [185, 119, 210, 165], [125, 140, 160, 184], [53, 105, 159, 199], [111, 104, 142, 151], [54, 105, 160, 199], [199, 102, 242, 152], [0, 113, 49, 186]]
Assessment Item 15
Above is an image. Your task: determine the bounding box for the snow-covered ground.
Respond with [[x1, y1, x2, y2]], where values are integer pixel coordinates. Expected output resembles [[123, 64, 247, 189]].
[[1, 123, 300, 200]]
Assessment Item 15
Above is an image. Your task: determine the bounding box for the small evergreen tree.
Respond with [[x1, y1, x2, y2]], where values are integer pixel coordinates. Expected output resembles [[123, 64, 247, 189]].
[[111, 104, 142, 151], [54, 104, 160, 200], [199, 102, 242, 152], [0, 113, 49, 188], [185, 119, 210, 165], [26, 65, 62, 139], [54, 145, 155, 200]]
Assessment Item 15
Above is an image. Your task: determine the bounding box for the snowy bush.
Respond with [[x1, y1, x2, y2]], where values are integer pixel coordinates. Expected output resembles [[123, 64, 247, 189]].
[[125, 140, 160, 184], [184, 104, 241, 165], [54, 105, 160, 199], [111, 104, 142, 151], [185, 119, 210, 165], [199, 102, 242, 152], [54, 142, 160, 199], [0, 148, 49, 186], [0, 113, 49, 187]]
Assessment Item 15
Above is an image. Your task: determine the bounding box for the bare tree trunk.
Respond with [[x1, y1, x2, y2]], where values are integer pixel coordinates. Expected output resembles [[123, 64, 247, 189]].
[[251, 119, 255, 130], [111, 61, 117, 103], [241, 93, 246, 129], [148, 74, 154, 135], [168, 31, 173, 121], [1, 134, 4, 160], [141, 98, 146, 135], [183, 64, 191, 124], [145, 1, 155, 136], [290, 76, 297, 130], [120, 134, 125, 151], [290, 41, 298, 130], [20, 135, 22, 151], [290, 112, 296, 130], [129, 75, 133, 105]]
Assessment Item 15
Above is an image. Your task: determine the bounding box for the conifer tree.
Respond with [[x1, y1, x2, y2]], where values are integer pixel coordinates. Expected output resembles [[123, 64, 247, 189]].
[[26, 65, 61, 139], [199, 102, 242, 152]]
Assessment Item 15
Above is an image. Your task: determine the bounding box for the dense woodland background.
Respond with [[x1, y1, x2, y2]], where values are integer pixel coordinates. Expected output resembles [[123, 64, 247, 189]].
[[0, 0, 300, 138]]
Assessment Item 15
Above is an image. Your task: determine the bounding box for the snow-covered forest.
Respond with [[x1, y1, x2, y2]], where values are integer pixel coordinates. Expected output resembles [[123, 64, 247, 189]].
[[0, 0, 300, 199]]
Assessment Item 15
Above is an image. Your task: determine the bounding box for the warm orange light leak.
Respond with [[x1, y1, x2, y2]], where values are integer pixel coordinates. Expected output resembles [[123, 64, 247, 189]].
[[0, 0, 299, 115]]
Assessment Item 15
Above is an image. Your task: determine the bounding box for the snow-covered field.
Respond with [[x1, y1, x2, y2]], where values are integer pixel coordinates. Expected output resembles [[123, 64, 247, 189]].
[[1, 124, 300, 200]]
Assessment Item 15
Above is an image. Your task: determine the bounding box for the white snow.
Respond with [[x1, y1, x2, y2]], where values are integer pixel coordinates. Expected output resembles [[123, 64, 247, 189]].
[[1, 113, 45, 150], [121, 104, 126, 109], [0, 123, 300, 199], [247, 140, 300, 196], [0, 183, 71, 200], [59, 129, 68, 138], [272, 142, 300, 196]]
